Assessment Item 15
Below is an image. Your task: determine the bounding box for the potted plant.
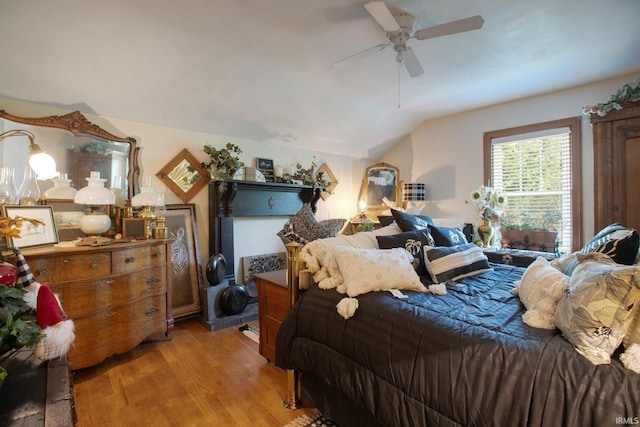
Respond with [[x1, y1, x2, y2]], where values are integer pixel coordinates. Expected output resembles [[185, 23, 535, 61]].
[[0, 216, 46, 380], [499, 211, 560, 253], [295, 157, 334, 201], [200, 143, 244, 181]]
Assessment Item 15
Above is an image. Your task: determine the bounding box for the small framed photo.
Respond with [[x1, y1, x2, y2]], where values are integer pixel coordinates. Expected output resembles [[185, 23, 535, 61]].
[[1, 205, 59, 249], [122, 218, 148, 240], [256, 157, 275, 182], [43, 199, 85, 241]]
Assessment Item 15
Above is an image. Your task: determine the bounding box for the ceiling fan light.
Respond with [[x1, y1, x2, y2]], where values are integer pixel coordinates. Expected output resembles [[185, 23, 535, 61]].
[[395, 50, 404, 64]]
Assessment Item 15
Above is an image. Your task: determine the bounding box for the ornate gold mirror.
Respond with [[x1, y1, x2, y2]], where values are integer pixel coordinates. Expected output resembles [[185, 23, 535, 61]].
[[361, 162, 402, 219], [0, 110, 139, 199], [156, 148, 208, 203]]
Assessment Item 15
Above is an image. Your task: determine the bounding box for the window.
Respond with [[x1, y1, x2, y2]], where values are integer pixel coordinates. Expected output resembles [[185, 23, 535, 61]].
[[483, 117, 582, 253]]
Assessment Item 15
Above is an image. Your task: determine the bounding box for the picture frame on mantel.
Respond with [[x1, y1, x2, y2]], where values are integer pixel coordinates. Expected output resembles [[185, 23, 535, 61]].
[[165, 203, 203, 318]]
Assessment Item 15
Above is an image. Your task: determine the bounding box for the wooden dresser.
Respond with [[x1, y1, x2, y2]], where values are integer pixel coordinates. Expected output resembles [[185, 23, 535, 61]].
[[255, 269, 288, 362], [22, 239, 174, 370]]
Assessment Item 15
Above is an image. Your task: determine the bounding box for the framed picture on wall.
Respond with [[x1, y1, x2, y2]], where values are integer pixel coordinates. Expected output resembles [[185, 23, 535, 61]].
[[165, 203, 203, 318]]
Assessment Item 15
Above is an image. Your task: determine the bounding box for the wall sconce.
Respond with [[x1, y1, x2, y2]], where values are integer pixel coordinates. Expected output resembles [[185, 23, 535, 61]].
[[403, 182, 426, 215], [0, 129, 58, 180], [74, 171, 115, 235]]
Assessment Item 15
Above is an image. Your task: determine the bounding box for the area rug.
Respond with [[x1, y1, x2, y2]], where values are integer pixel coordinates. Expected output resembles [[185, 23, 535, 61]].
[[284, 410, 339, 427], [238, 323, 259, 344]]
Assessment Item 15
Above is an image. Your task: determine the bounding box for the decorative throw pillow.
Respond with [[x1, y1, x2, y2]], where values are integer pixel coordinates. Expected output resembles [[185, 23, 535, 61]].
[[580, 223, 640, 265], [423, 243, 492, 284], [554, 255, 640, 365], [376, 230, 435, 277], [331, 247, 428, 297], [276, 203, 331, 245], [391, 209, 434, 232], [319, 218, 347, 236], [428, 225, 468, 247], [377, 215, 395, 227], [512, 257, 569, 329]]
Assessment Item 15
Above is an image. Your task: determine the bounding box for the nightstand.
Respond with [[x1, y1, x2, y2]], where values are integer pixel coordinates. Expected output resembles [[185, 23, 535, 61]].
[[255, 269, 288, 362]]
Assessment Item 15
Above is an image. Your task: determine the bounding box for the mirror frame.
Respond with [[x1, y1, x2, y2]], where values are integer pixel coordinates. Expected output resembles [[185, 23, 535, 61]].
[[361, 162, 402, 219], [156, 148, 208, 203], [0, 109, 140, 197]]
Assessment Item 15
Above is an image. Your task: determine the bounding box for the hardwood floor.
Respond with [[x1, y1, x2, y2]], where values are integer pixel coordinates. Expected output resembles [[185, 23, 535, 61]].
[[72, 318, 315, 426]]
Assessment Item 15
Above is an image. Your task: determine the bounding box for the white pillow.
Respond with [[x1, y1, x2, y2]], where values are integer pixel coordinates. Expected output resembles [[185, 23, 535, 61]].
[[512, 256, 569, 329], [331, 247, 428, 297]]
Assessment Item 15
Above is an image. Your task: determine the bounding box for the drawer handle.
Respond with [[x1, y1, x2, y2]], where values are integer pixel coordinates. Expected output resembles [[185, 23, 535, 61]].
[[91, 262, 99, 269], [125, 257, 135, 263], [105, 279, 114, 285], [63, 258, 72, 263], [104, 311, 115, 318], [145, 306, 160, 316], [39, 268, 49, 276], [146, 277, 160, 285], [154, 251, 162, 258]]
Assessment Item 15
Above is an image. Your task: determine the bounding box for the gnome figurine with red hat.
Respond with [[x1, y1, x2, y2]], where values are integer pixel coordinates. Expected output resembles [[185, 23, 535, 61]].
[[16, 251, 75, 360]]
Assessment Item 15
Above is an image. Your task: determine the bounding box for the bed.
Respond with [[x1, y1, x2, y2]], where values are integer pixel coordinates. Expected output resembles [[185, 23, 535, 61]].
[[275, 220, 640, 427]]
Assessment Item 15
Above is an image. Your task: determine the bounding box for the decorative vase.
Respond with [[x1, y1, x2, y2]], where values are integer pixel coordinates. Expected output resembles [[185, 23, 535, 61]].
[[477, 219, 495, 248], [0, 262, 18, 286]]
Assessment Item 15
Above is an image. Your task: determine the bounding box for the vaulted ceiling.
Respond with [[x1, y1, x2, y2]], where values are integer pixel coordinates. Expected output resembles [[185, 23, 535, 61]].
[[1, 0, 639, 158]]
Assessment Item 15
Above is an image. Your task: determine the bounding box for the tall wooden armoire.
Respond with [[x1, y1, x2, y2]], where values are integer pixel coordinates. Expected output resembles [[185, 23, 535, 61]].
[[590, 102, 640, 232]]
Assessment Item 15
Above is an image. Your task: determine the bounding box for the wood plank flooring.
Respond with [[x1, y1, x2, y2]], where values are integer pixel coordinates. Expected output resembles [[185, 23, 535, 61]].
[[72, 318, 315, 426]]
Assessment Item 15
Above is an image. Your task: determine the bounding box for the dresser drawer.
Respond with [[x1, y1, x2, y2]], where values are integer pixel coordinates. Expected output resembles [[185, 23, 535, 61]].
[[112, 244, 166, 274], [29, 252, 111, 283], [70, 294, 167, 356], [49, 266, 167, 318], [260, 282, 288, 321]]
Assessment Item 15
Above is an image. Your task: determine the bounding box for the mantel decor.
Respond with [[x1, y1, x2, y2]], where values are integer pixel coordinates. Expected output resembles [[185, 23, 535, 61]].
[[208, 180, 321, 284]]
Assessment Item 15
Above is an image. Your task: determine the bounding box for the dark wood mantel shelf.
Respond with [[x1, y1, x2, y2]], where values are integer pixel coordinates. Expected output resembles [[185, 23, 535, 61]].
[[208, 180, 321, 283]]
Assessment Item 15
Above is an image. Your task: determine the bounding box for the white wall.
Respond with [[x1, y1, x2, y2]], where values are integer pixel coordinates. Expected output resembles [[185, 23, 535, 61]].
[[0, 97, 367, 283], [382, 72, 640, 244]]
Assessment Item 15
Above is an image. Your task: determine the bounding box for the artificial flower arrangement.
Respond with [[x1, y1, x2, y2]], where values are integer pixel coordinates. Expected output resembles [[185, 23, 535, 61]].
[[200, 142, 245, 181], [583, 76, 640, 117], [294, 157, 333, 191], [467, 185, 506, 223]]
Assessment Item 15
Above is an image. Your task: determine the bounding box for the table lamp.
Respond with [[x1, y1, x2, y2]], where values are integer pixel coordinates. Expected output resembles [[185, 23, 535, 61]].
[[403, 183, 425, 215], [131, 175, 162, 238], [74, 171, 115, 235]]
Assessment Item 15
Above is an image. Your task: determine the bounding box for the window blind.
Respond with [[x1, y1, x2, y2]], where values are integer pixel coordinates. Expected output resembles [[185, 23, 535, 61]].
[[491, 130, 572, 254]]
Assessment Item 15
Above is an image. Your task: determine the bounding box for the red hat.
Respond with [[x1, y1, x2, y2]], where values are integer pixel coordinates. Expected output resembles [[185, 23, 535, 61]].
[[36, 284, 67, 329]]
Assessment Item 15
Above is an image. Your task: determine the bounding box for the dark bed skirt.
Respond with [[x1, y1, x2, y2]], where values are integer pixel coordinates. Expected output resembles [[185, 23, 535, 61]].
[[301, 372, 384, 427]]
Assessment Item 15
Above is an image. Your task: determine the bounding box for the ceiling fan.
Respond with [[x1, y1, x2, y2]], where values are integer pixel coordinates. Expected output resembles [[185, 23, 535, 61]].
[[337, 2, 484, 78]]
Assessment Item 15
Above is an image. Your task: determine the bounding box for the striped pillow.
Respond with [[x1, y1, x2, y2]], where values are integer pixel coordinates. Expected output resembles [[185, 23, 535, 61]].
[[424, 243, 492, 283]]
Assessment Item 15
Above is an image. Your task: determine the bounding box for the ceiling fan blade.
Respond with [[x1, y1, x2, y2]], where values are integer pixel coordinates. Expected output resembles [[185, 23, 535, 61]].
[[364, 2, 400, 32], [334, 43, 390, 66], [414, 15, 484, 40], [402, 47, 424, 78]]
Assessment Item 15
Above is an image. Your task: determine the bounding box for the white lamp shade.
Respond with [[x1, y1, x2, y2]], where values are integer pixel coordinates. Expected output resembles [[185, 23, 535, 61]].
[[29, 152, 58, 180], [43, 177, 78, 200], [130, 186, 161, 207], [74, 173, 115, 205]]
